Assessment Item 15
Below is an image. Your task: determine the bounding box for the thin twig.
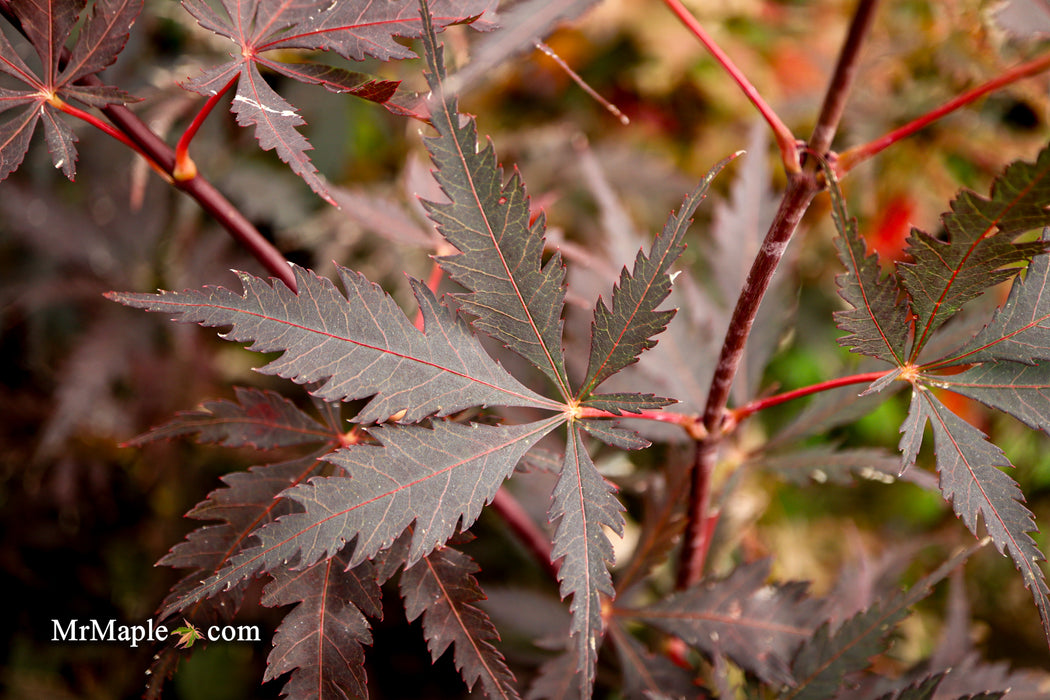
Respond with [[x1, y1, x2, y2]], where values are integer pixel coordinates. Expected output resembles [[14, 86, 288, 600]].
[[576, 406, 706, 440], [727, 369, 893, 424], [662, 0, 800, 172], [91, 85, 299, 292], [837, 51, 1050, 175], [174, 75, 240, 182], [808, 0, 881, 159]]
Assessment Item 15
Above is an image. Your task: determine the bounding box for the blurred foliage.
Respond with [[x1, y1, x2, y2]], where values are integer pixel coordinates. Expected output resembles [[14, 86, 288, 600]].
[[2, 0, 1050, 697]]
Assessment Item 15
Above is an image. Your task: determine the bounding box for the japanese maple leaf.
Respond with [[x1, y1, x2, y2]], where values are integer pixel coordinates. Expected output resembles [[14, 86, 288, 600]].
[[179, 0, 495, 202], [0, 0, 142, 180]]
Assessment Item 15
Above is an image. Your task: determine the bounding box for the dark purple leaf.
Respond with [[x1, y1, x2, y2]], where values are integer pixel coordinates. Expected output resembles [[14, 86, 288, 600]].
[[9, 0, 83, 83], [578, 154, 735, 400], [549, 426, 624, 697], [932, 362, 1050, 433], [899, 388, 1050, 643], [262, 553, 382, 700], [401, 546, 520, 699], [39, 102, 76, 178], [58, 0, 143, 85], [178, 0, 494, 200], [579, 393, 675, 415], [0, 0, 140, 181], [0, 29, 37, 83], [263, 60, 399, 101], [169, 417, 562, 613], [633, 559, 821, 687], [0, 102, 40, 180], [578, 419, 650, 450], [901, 146, 1050, 354], [939, 230, 1050, 366], [58, 83, 138, 107], [788, 544, 981, 700], [159, 452, 328, 619], [232, 63, 329, 202], [420, 18, 570, 398], [827, 165, 911, 365], [106, 265, 557, 424], [127, 386, 336, 449]]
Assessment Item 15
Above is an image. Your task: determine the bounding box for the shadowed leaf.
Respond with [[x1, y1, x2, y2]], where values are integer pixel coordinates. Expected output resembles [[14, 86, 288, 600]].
[[632, 559, 821, 686], [159, 452, 329, 619], [787, 544, 981, 700], [550, 426, 624, 697], [262, 553, 382, 700], [127, 386, 335, 449], [168, 417, 562, 614], [401, 546, 520, 699]]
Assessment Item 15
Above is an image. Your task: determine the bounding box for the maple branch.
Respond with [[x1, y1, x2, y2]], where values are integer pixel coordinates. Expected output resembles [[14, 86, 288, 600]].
[[0, 0, 297, 291], [837, 51, 1050, 175], [676, 0, 881, 590], [808, 0, 881, 159], [727, 369, 892, 424], [490, 487, 559, 581], [95, 86, 299, 292], [662, 0, 800, 172], [174, 74, 240, 182]]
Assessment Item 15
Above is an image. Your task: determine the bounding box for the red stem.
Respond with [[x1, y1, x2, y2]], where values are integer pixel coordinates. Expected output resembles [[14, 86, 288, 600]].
[[50, 96, 169, 178], [727, 369, 893, 424], [662, 0, 800, 172], [576, 406, 706, 440], [174, 74, 239, 182], [837, 51, 1050, 175], [94, 92, 298, 291]]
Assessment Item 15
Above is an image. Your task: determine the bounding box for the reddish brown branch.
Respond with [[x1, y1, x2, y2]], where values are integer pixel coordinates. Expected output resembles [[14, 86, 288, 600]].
[[0, 1, 298, 292], [675, 0, 882, 590]]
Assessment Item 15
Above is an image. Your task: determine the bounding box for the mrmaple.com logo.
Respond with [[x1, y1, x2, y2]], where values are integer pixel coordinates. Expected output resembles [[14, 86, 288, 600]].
[[52, 618, 261, 648]]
